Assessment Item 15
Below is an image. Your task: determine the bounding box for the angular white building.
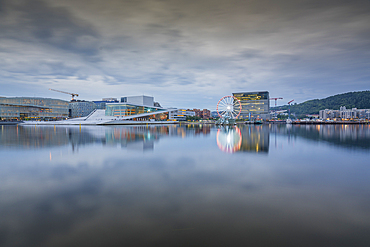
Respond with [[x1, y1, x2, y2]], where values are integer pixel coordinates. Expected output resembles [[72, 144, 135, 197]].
[[20, 95, 177, 125]]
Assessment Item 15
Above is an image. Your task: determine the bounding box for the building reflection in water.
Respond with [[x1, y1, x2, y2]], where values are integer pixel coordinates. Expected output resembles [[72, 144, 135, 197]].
[[0, 124, 211, 151], [216, 125, 269, 153], [269, 124, 370, 150], [6, 124, 368, 154]]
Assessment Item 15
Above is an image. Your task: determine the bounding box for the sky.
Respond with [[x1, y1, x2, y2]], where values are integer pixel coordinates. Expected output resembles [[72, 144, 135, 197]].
[[0, 0, 369, 110]]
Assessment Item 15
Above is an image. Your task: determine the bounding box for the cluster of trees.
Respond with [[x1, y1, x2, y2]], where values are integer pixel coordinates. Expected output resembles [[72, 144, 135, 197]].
[[186, 116, 201, 121], [272, 91, 370, 116]]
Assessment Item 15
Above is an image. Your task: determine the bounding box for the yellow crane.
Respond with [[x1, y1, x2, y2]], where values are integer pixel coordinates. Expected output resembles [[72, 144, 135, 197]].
[[49, 88, 79, 101]]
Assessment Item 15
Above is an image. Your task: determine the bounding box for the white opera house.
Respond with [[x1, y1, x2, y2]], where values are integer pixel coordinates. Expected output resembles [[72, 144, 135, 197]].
[[21, 96, 178, 125]]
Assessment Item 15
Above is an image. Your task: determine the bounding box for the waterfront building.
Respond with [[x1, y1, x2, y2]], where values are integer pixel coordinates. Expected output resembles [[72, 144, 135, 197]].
[[202, 109, 211, 119], [0, 97, 69, 120], [357, 109, 370, 119], [17, 95, 177, 125], [190, 109, 211, 119], [69, 100, 97, 118], [121, 95, 154, 105], [232, 91, 270, 120], [105, 95, 174, 121], [169, 109, 196, 121], [340, 106, 358, 119], [93, 98, 119, 109], [319, 109, 340, 120], [319, 106, 370, 120]]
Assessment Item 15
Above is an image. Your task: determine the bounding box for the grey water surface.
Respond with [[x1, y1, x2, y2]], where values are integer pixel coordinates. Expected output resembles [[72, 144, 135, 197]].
[[0, 124, 369, 247]]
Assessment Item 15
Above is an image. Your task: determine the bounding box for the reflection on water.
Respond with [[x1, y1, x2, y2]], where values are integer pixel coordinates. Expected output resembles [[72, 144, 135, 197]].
[[239, 125, 269, 153], [216, 126, 242, 153], [0, 124, 370, 247], [270, 124, 370, 150], [2, 124, 370, 152], [216, 125, 269, 153], [0, 124, 211, 151]]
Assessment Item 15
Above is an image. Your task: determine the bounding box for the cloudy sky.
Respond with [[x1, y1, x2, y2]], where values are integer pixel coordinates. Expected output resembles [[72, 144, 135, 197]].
[[1, 0, 369, 109]]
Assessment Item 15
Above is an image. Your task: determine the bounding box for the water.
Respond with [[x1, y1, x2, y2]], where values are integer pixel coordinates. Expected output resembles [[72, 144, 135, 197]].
[[0, 124, 369, 247]]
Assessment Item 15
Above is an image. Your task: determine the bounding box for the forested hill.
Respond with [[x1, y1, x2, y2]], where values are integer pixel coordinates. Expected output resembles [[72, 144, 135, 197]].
[[273, 91, 370, 116]]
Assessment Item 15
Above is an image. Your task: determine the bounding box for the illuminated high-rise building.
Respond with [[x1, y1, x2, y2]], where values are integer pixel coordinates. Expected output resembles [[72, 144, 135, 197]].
[[233, 91, 270, 120]]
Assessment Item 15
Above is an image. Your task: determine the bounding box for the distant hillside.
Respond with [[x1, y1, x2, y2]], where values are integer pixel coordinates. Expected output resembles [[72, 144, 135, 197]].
[[273, 91, 370, 116]]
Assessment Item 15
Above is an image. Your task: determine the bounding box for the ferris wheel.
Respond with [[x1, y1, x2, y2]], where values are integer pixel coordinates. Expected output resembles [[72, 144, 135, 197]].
[[216, 96, 242, 119]]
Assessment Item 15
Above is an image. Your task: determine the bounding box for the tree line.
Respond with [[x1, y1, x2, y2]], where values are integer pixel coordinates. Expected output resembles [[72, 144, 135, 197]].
[[272, 91, 370, 117]]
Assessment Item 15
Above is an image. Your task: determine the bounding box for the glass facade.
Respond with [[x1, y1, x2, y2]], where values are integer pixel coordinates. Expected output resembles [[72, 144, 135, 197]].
[[233, 91, 270, 120], [93, 99, 119, 109], [105, 103, 168, 120], [0, 97, 69, 120], [69, 101, 97, 118]]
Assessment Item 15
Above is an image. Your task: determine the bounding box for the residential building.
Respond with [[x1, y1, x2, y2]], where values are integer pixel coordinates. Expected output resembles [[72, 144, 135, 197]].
[[319, 109, 340, 120], [358, 109, 370, 119], [190, 109, 211, 119], [319, 106, 370, 120], [202, 109, 211, 119]]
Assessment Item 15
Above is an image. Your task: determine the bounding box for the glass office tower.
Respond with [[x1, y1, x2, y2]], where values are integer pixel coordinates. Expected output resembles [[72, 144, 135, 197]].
[[0, 97, 69, 120], [233, 91, 270, 120]]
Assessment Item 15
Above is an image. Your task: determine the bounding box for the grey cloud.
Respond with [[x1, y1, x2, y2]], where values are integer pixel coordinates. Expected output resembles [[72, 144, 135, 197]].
[[41, 62, 79, 76], [237, 49, 264, 59], [0, 81, 47, 97], [0, 0, 100, 56], [0, 58, 80, 81], [1, 0, 370, 105], [165, 29, 183, 38]]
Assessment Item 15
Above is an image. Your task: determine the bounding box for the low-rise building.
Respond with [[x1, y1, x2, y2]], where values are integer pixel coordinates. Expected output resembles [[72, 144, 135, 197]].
[[319, 109, 340, 120], [319, 106, 370, 120], [169, 109, 195, 121], [190, 109, 211, 119]]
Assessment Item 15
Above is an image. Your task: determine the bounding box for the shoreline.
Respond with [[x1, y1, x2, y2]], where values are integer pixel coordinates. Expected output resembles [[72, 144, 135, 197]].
[[290, 121, 369, 125], [5, 120, 370, 126]]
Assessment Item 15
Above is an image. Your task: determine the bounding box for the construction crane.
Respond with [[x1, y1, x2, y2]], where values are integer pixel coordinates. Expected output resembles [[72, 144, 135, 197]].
[[288, 99, 294, 119], [269, 97, 283, 107], [49, 88, 79, 101], [269, 97, 283, 118]]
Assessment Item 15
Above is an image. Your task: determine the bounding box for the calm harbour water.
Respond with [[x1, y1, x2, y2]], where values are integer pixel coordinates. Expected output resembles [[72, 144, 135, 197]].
[[0, 124, 369, 247]]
